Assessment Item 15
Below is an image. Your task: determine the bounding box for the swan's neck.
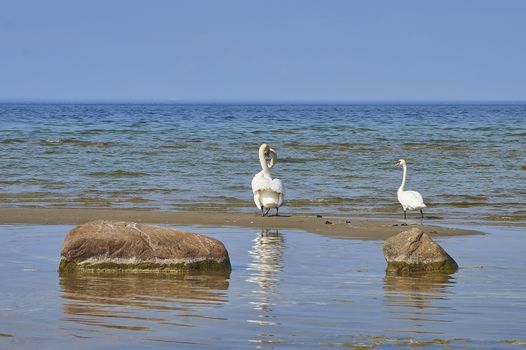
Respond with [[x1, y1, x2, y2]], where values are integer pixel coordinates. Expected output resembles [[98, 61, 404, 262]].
[[398, 164, 407, 193], [259, 148, 271, 177], [268, 149, 277, 169]]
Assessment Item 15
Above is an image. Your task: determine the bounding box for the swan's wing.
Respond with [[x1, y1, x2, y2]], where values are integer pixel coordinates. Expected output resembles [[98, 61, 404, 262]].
[[253, 191, 262, 210], [270, 178, 285, 206], [400, 190, 426, 209], [407, 190, 425, 205], [252, 172, 269, 191], [251, 173, 268, 210], [270, 178, 284, 194], [252, 172, 276, 191], [251, 172, 262, 192]]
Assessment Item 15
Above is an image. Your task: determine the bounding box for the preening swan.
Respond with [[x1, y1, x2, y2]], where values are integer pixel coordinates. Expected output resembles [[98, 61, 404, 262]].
[[251, 143, 285, 216], [396, 159, 426, 219]]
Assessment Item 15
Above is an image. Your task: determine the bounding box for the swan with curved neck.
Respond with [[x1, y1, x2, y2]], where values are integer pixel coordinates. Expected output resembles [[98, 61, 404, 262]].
[[396, 159, 426, 219], [251, 143, 285, 216]]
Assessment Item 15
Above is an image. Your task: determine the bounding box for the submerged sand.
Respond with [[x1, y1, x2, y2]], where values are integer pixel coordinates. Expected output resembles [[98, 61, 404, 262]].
[[0, 208, 480, 240]]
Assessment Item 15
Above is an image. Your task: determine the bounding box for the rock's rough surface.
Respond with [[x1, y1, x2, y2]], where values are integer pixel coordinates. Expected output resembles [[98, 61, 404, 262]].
[[383, 228, 458, 273], [59, 220, 231, 273]]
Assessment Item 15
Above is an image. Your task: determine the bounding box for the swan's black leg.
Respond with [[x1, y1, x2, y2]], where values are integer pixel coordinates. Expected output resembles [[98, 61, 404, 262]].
[[403, 210, 407, 220], [420, 209, 424, 219], [264, 208, 271, 216], [275, 207, 279, 216], [261, 207, 265, 217]]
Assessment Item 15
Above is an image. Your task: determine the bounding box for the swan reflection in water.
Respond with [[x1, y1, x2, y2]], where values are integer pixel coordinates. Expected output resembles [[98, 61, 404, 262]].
[[246, 229, 285, 346], [59, 271, 230, 337], [383, 271, 456, 334]]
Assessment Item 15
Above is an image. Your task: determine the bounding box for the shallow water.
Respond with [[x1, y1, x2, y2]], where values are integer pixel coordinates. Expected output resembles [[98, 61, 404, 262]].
[[0, 224, 525, 349], [1, 103, 525, 223]]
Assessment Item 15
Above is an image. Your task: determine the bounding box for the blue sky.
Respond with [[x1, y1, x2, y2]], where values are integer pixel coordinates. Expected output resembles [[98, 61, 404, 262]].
[[1, 0, 525, 102]]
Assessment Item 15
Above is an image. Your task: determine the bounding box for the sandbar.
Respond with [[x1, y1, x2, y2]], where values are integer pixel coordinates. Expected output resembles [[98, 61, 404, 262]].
[[0, 208, 481, 240]]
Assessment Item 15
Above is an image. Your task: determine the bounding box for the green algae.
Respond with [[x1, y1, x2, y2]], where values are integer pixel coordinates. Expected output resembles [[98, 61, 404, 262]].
[[464, 265, 485, 269], [59, 258, 231, 275], [321, 336, 453, 349], [386, 260, 458, 274], [503, 339, 526, 346]]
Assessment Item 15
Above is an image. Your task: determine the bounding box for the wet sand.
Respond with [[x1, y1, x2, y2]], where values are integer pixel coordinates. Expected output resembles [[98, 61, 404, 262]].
[[0, 208, 481, 239]]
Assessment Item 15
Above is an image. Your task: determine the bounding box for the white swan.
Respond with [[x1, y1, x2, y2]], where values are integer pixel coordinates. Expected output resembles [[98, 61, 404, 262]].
[[251, 143, 285, 216], [396, 159, 426, 219]]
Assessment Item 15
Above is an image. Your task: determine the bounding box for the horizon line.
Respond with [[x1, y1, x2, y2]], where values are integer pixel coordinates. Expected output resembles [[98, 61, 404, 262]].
[[1, 98, 526, 105]]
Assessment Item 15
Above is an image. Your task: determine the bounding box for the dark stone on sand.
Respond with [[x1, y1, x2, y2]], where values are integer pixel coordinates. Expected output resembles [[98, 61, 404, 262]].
[[325, 220, 332, 224], [59, 220, 231, 273], [383, 228, 458, 274]]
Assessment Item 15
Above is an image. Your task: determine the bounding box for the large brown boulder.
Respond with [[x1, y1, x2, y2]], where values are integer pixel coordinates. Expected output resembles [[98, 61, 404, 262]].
[[383, 228, 458, 274], [59, 220, 231, 273]]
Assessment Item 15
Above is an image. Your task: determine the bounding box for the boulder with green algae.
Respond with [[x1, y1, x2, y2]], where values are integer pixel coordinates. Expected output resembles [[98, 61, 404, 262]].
[[383, 227, 458, 273], [59, 220, 231, 273]]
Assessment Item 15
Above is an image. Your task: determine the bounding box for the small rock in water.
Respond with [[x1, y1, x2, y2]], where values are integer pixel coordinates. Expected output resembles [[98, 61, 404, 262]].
[[59, 220, 231, 273], [521, 165, 526, 171], [383, 228, 458, 273]]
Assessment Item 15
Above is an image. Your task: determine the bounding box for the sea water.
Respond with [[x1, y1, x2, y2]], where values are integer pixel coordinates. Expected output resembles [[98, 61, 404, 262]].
[[0, 103, 525, 223], [0, 224, 525, 349]]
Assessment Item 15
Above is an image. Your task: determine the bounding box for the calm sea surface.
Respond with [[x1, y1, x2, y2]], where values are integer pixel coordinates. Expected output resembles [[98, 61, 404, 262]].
[[0, 103, 525, 223], [0, 224, 525, 349]]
